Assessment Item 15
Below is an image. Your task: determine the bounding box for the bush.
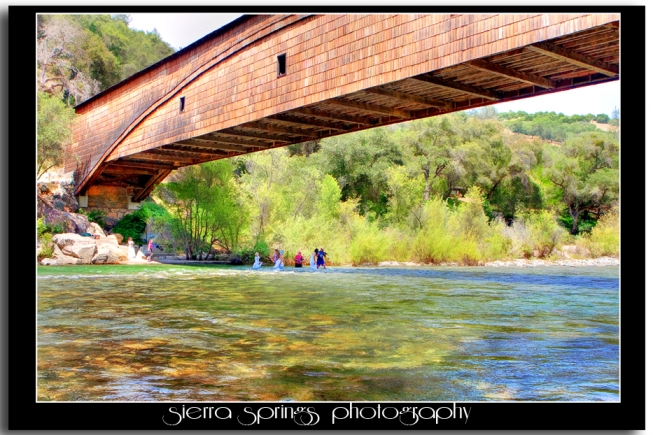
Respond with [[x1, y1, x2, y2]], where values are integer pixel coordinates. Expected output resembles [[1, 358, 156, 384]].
[[38, 232, 54, 260], [111, 211, 147, 243], [578, 208, 619, 257], [239, 240, 271, 264], [80, 209, 107, 229], [46, 222, 65, 235], [350, 222, 390, 265], [37, 217, 47, 237]]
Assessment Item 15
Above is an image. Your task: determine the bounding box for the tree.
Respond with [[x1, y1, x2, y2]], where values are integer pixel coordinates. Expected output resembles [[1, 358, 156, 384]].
[[545, 132, 619, 234], [154, 160, 249, 259], [37, 92, 76, 179], [315, 128, 403, 217], [403, 114, 462, 203]]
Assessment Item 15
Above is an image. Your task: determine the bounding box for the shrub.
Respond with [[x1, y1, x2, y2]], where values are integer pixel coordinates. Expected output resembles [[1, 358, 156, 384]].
[[350, 222, 390, 265], [37, 217, 47, 237], [111, 211, 147, 243], [80, 209, 107, 229], [38, 232, 54, 260], [578, 208, 619, 257], [239, 240, 271, 264]]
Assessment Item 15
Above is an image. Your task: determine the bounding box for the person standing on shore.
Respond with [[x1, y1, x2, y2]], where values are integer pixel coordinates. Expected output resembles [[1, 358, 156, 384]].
[[127, 237, 136, 259], [146, 238, 154, 262]]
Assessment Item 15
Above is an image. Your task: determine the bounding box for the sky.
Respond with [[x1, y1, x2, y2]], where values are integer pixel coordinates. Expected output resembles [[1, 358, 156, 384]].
[[128, 12, 620, 117]]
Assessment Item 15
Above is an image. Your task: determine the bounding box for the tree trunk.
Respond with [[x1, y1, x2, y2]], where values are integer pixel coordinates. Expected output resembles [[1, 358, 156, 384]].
[[421, 168, 431, 204], [570, 207, 580, 235]]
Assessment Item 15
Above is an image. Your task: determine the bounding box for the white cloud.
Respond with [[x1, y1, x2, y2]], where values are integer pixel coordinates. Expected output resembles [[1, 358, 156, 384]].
[[128, 13, 242, 51]]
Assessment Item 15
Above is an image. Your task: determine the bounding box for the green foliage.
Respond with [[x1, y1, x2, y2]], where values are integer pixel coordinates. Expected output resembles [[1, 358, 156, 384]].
[[349, 221, 390, 265], [239, 240, 272, 264], [47, 14, 175, 92], [153, 159, 248, 258], [81, 209, 107, 228], [45, 222, 65, 235], [315, 127, 403, 217], [578, 207, 620, 257], [37, 92, 76, 179], [38, 217, 56, 259], [111, 211, 147, 243], [501, 111, 598, 142], [37, 217, 48, 237], [39, 232, 55, 260], [545, 131, 619, 234], [595, 113, 610, 124]]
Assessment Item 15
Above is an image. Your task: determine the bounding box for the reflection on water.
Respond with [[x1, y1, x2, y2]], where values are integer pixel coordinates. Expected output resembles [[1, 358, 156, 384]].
[[37, 264, 619, 401]]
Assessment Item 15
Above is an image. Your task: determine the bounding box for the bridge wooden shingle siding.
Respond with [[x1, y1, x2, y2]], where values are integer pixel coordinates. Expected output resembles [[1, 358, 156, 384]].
[[69, 13, 620, 202]]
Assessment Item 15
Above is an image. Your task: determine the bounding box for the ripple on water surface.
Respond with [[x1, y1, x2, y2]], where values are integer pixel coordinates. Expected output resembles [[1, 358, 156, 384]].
[[37, 264, 619, 401]]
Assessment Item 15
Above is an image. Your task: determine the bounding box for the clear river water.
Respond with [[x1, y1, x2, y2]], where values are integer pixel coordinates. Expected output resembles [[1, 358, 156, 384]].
[[37, 264, 619, 402]]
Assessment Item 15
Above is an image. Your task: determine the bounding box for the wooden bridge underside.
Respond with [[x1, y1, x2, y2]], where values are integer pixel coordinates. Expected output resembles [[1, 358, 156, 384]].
[[82, 20, 619, 202]]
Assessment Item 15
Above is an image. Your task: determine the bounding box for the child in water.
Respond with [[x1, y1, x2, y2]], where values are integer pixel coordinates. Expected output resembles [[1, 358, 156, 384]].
[[253, 252, 262, 269], [273, 249, 284, 269]]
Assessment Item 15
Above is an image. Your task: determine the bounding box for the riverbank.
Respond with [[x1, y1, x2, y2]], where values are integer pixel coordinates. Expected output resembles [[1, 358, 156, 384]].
[[379, 257, 619, 267], [122, 256, 619, 268]]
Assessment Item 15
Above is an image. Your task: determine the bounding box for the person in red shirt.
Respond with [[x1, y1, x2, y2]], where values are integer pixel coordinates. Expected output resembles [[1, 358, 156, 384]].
[[294, 251, 304, 268]]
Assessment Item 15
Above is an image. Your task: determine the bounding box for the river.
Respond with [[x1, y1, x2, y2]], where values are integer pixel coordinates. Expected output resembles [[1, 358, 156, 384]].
[[37, 264, 619, 402]]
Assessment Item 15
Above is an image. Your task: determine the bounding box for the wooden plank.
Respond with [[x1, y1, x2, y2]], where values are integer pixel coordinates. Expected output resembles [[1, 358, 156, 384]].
[[364, 87, 453, 109], [205, 133, 270, 148], [408, 76, 502, 101], [267, 114, 350, 131], [175, 139, 247, 153], [525, 42, 618, 77], [466, 59, 555, 89], [133, 169, 173, 202], [131, 151, 199, 164], [242, 122, 321, 138], [289, 107, 376, 125], [326, 98, 411, 118], [109, 159, 177, 170], [219, 129, 293, 142], [103, 167, 161, 176], [164, 144, 231, 156]]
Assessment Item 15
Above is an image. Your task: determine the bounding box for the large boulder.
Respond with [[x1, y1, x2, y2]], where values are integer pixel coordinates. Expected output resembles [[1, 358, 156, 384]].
[[92, 244, 127, 264], [111, 233, 124, 244], [37, 179, 78, 212], [52, 233, 98, 264], [95, 235, 120, 247], [53, 233, 97, 249], [38, 196, 92, 235], [87, 222, 107, 237], [52, 244, 84, 265]]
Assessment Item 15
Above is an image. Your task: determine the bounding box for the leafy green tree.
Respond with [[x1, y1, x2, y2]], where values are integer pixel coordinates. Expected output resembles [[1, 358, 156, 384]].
[[37, 92, 76, 179], [545, 132, 619, 234], [316, 128, 403, 218], [154, 160, 249, 259], [402, 114, 462, 203]]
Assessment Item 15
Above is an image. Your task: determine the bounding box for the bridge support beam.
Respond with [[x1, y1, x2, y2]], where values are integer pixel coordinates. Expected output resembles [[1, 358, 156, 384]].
[[81, 185, 142, 227]]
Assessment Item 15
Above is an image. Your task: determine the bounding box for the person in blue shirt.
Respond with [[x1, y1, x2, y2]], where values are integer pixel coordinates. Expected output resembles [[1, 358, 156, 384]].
[[316, 248, 327, 269]]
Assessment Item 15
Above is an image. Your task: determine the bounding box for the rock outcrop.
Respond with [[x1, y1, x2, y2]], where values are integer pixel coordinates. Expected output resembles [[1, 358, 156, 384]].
[[41, 233, 127, 266]]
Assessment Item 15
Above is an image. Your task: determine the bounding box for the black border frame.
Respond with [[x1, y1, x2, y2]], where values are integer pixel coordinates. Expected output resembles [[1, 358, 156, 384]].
[[10, 4, 644, 430]]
